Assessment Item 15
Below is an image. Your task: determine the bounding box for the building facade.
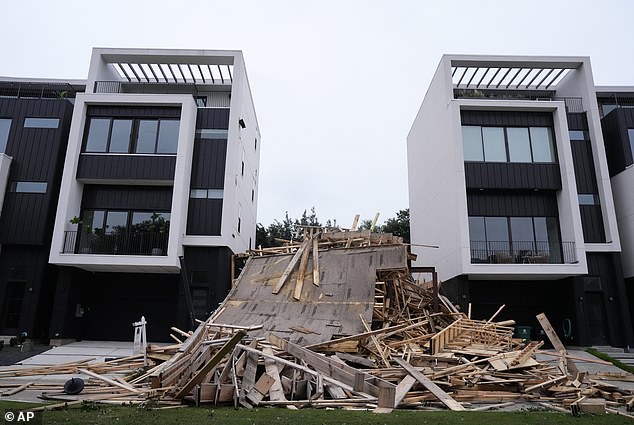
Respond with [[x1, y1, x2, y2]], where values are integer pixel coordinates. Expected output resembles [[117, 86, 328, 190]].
[[408, 55, 633, 347], [0, 48, 260, 341]]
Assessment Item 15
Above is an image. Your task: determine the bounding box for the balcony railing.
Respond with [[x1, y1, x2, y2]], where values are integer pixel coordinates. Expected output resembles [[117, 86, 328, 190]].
[[62, 230, 168, 256], [470, 240, 576, 264]]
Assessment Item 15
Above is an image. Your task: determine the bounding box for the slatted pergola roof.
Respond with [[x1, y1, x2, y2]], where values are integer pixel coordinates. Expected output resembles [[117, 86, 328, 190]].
[[451, 59, 581, 90], [110, 62, 234, 85]]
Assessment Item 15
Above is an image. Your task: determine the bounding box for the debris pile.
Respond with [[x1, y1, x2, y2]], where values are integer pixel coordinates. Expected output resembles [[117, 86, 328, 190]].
[[0, 229, 633, 416]]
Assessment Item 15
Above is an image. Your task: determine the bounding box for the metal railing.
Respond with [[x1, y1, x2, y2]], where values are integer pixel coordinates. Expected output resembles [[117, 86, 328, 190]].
[[62, 230, 168, 256], [470, 240, 576, 264]]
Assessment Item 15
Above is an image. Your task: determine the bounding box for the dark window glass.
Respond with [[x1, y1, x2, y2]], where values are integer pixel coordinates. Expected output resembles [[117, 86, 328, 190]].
[[569, 130, 587, 141], [157, 120, 179, 154], [468, 216, 485, 241], [11, 182, 47, 193], [507, 128, 532, 162], [85, 118, 110, 152], [84, 210, 106, 233], [105, 211, 128, 234], [579, 194, 600, 205], [485, 217, 510, 255], [109, 120, 132, 153], [482, 127, 506, 162], [24, 118, 59, 129], [196, 129, 228, 139], [462, 126, 484, 161], [190, 189, 207, 199], [629, 129, 634, 162], [0, 119, 11, 153], [136, 120, 158, 153], [530, 127, 555, 162], [510, 217, 534, 242]]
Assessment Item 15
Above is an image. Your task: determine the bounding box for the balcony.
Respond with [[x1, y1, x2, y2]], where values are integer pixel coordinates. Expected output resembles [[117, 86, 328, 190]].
[[470, 240, 576, 264], [62, 230, 168, 256]]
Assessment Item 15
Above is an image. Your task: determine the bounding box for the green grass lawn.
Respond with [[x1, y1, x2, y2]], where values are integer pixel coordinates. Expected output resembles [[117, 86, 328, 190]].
[[0, 400, 632, 425]]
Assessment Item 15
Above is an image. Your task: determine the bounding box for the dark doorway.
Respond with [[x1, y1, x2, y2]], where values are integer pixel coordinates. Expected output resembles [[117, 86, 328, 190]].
[[2, 281, 26, 333], [585, 291, 610, 345]]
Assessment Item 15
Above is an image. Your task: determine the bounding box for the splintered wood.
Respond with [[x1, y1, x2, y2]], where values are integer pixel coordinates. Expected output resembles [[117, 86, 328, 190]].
[[0, 229, 632, 415]]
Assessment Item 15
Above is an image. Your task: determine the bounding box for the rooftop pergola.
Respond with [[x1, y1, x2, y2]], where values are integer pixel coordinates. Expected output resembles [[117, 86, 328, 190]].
[[450, 58, 582, 91], [109, 61, 234, 85]]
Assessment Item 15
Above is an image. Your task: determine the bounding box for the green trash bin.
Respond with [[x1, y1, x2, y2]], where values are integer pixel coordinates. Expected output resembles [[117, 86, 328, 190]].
[[514, 326, 532, 341]]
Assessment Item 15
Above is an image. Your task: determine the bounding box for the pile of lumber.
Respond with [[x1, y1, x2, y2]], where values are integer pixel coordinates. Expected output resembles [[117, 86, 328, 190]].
[[0, 229, 632, 416]]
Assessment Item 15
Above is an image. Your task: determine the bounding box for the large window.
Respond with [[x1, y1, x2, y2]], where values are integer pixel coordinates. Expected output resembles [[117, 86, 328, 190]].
[[73, 210, 171, 255], [24, 118, 59, 129], [469, 216, 562, 263], [462, 125, 556, 163], [84, 117, 180, 154], [0, 119, 11, 153], [10, 181, 48, 193]]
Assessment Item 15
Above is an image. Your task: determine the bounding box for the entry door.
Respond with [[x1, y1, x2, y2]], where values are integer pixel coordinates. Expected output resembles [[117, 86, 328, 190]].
[[585, 292, 610, 345], [2, 281, 26, 334]]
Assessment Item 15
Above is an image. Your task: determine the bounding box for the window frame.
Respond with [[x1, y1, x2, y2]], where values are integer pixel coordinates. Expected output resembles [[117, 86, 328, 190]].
[[83, 117, 180, 155], [462, 125, 557, 164], [10, 181, 48, 193]]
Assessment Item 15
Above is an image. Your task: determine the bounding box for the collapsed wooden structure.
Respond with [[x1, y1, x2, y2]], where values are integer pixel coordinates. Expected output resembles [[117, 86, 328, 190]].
[[1, 229, 633, 416]]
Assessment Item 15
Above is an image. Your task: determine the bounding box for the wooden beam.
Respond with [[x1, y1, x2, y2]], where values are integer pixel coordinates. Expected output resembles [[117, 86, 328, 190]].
[[272, 239, 310, 294], [293, 239, 312, 300], [78, 368, 141, 393], [394, 375, 416, 407], [536, 313, 577, 375], [312, 237, 320, 286], [392, 357, 465, 411], [174, 330, 246, 398], [350, 214, 360, 231], [269, 334, 396, 408]]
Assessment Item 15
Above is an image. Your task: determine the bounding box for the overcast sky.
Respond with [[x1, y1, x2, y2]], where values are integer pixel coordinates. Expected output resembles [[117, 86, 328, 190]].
[[1, 0, 632, 226]]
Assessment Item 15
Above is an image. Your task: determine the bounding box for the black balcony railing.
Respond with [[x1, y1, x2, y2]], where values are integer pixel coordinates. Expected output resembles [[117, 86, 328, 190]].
[[470, 240, 576, 264], [62, 230, 168, 256]]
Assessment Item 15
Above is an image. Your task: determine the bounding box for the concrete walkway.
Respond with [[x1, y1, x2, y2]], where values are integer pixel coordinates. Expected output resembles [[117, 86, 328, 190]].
[[0, 341, 134, 403]]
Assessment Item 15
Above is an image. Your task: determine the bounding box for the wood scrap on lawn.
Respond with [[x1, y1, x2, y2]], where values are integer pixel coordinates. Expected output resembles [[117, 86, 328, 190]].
[[0, 227, 630, 417]]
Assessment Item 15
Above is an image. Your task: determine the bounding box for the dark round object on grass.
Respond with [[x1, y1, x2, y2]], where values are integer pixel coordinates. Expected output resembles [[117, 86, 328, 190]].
[[63, 377, 85, 395]]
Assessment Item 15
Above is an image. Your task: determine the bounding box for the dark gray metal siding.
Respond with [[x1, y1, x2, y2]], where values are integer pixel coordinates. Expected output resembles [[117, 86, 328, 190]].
[[0, 98, 73, 245], [186, 108, 230, 235], [77, 155, 176, 181], [467, 190, 559, 217], [580, 205, 606, 243], [601, 108, 634, 176], [196, 108, 230, 129], [186, 199, 223, 235], [566, 112, 605, 243], [464, 163, 561, 190], [461, 110, 553, 127], [81, 185, 173, 211], [571, 140, 599, 193], [190, 141, 227, 188], [87, 105, 181, 118]]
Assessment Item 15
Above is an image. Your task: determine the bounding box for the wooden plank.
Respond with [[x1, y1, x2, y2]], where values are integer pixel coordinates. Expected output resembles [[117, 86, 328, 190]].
[[272, 239, 310, 294], [78, 368, 141, 393], [174, 330, 246, 399], [1, 381, 34, 396], [392, 357, 465, 411], [293, 239, 312, 300], [263, 347, 287, 403], [269, 334, 395, 408], [312, 237, 320, 286], [246, 373, 275, 406], [394, 375, 417, 407], [536, 312, 577, 375]]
